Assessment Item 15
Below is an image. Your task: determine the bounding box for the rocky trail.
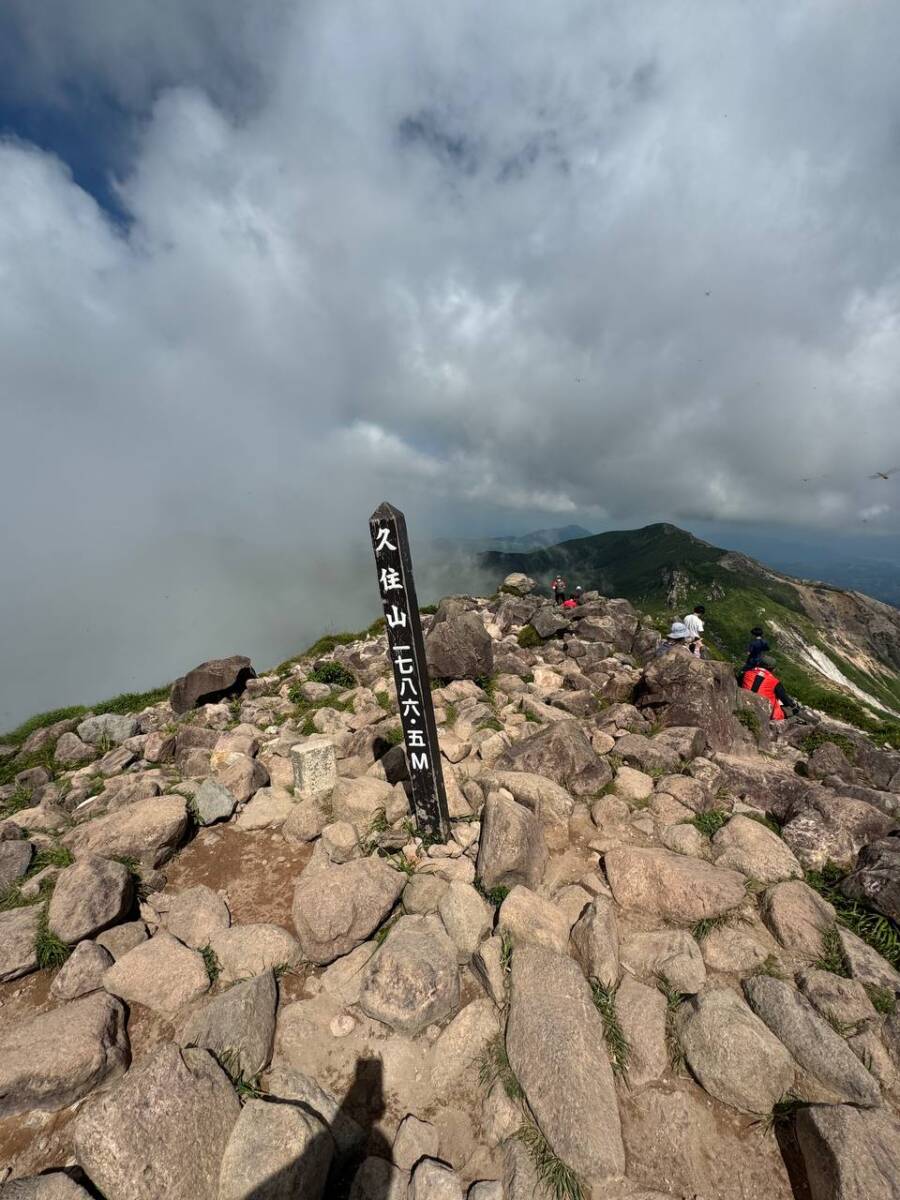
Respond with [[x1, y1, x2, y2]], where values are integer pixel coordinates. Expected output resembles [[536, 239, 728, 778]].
[[1, 578, 899, 1199]]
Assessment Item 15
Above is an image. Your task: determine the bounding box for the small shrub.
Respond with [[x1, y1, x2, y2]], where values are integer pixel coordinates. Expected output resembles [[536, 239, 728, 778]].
[[691, 809, 731, 838], [200, 944, 221, 984], [865, 984, 897, 1015], [309, 661, 356, 690], [382, 726, 404, 748], [419, 604, 438, 616], [590, 981, 630, 1077], [515, 1121, 584, 1200], [517, 625, 543, 649], [815, 925, 851, 977], [479, 1034, 523, 1100], [476, 881, 510, 907], [376, 692, 392, 712]]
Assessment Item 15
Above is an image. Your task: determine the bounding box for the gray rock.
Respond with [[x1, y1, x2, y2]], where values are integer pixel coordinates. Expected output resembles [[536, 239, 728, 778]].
[[320, 820, 361, 863], [96, 920, 148, 959], [179, 970, 276, 1078], [501, 572, 536, 596], [48, 855, 133, 944], [359, 914, 459, 1034], [53, 733, 97, 766], [193, 777, 237, 825], [349, 1158, 409, 1200], [605, 846, 746, 922], [530, 606, 569, 639], [796, 1103, 900, 1200], [266, 1067, 365, 1160], [0, 839, 32, 890], [103, 931, 209, 1017], [743, 975, 880, 1106], [493, 718, 608, 794], [170, 655, 256, 714], [425, 605, 494, 681], [498, 885, 569, 954], [797, 968, 878, 1028], [409, 1160, 464, 1200], [50, 940, 114, 1001], [503, 1140, 543, 1200], [392, 1114, 440, 1171], [676, 987, 796, 1114], [569, 895, 619, 987], [218, 1098, 332, 1200], [615, 974, 668, 1086], [235, 787, 294, 831], [620, 929, 706, 994], [762, 879, 836, 958], [0, 1174, 92, 1198], [0, 905, 41, 982], [490, 770, 575, 834], [472, 935, 507, 1006], [292, 858, 404, 965], [475, 795, 547, 892], [467, 1185, 503, 1200], [77, 714, 139, 747], [214, 754, 269, 803], [282, 796, 329, 844], [506, 944, 625, 1180], [0, 993, 128, 1117], [841, 837, 900, 923], [209, 923, 302, 983], [838, 926, 900, 993], [711, 814, 803, 882], [163, 884, 230, 949], [438, 880, 493, 962], [63, 795, 188, 867], [330, 776, 394, 824], [291, 739, 337, 800], [74, 1044, 240, 1200], [430, 998, 499, 1094], [403, 874, 449, 915]]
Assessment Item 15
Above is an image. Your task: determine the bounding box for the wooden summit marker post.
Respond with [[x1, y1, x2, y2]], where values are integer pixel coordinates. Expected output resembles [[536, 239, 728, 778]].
[[369, 501, 450, 843]]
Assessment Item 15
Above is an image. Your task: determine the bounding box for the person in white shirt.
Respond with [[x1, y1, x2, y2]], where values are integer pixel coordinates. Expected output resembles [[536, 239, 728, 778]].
[[683, 605, 705, 657]]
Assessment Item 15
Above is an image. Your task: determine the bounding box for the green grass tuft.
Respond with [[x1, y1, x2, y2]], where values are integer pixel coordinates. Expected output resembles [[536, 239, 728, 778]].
[[476, 881, 510, 907], [444, 702, 459, 726], [734, 707, 761, 738], [309, 661, 356, 689], [590, 981, 630, 1077], [864, 984, 897, 1015], [479, 1034, 523, 1100], [516, 624, 543, 649], [382, 726, 404, 747], [478, 717, 504, 733], [752, 954, 786, 980], [814, 925, 851, 977], [0, 786, 34, 820], [691, 909, 749, 942], [806, 863, 900, 970], [31, 846, 74, 871], [752, 1093, 806, 1136], [376, 691, 392, 712], [800, 730, 857, 762], [515, 1121, 584, 1200], [691, 809, 731, 838], [35, 912, 71, 971], [656, 973, 688, 1071], [200, 944, 221, 984]]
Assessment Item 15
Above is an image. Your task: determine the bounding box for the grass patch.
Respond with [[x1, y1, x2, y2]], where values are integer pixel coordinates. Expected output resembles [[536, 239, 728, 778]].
[[656, 974, 687, 1071], [35, 912, 70, 971], [419, 604, 438, 616], [309, 661, 356, 689], [690, 809, 731, 838], [523, 710, 542, 723], [478, 717, 504, 734], [444, 702, 458, 726], [0, 786, 34, 820], [376, 692, 392, 712], [200, 944, 221, 985], [752, 954, 786, 980], [516, 625, 543, 649], [31, 846, 74, 871], [734, 708, 761, 738], [865, 984, 897, 1015], [800, 730, 857, 762], [476, 881, 510, 907], [382, 726, 404, 748], [479, 1034, 523, 1100], [752, 1093, 806, 1136], [814, 925, 851, 977], [515, 1121, 584, 1200], [806, 863, 900, 971], [385, 852, 416, 877], [590, 981, 630, 1077], [691, 909, 748, 943]]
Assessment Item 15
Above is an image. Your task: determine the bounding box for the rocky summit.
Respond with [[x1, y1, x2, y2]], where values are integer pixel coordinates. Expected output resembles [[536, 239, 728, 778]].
[[1, 581, 900, 1200]]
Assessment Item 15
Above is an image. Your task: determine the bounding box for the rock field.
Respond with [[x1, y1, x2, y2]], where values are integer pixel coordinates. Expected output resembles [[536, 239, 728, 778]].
[[1, 577, 899, 1199]]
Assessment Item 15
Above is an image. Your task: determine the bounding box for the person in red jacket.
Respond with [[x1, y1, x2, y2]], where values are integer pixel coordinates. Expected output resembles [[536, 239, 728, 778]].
[[741, 655, 795, 721]]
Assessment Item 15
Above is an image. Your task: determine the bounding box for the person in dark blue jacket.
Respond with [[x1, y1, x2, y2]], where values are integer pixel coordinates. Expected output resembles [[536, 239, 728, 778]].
[[743, 626, 770, 671]]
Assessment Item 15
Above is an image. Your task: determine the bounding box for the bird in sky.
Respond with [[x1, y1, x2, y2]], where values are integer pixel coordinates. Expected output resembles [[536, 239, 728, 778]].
[[869, 468, 900, 480]]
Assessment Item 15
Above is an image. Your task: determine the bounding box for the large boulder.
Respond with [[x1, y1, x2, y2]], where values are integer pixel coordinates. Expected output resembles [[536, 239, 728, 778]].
[[781, 792, 896, 871], [506, 945, 625, 1181], [218, 1098, 332, 1200], [358, 915, 459, 1034], [0, 906, 40, 982], [162, 884, 231, 949], [179, 971, 277, 1079], [620, 929, 706, 995], [475, 795, 547, 892], [0, 1175, 93, 1198], [795, 1104, 900, 1200], [292, 858, 405, 964], [63, 795, 188, 868], [676, 987, 795, 1114], [77, 714, 139, 747], [103, 932, 209, 1017], [604, 847, 746, 922], [74, 1044, 241, 1200], [0, 839, 32, 890], [493, 719, 610, 795], [170, 656, 256, 715], [0, 993, 129, 1117], [425, 601, 493, 681], [209, 924, 302, 984], [266, 1067, 365, 1161], [841, 836, 900, 922], [711, 814, 803, 883], [47, 855, 133, 944], [501, 573, 536, 596], [762, 879, 836, 958], [743, 975, 880, 1107], [569, 895, 619, 987], [498, 886, 569, 955], [51, 940, 114, 1001], [636, 654, 743, 751]]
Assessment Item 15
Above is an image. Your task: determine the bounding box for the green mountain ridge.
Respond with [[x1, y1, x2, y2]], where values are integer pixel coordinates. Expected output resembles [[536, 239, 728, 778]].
[[483, 523, 900, 736]]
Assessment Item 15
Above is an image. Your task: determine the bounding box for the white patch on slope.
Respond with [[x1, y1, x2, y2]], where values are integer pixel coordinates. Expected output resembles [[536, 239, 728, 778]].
[[767, 618, 900, 718]]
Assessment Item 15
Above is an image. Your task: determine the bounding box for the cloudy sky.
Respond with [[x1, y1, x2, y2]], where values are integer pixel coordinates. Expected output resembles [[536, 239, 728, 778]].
[[2, 0, 900, 726]]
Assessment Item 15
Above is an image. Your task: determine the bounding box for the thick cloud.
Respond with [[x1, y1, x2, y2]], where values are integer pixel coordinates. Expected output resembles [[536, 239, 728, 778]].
[[2, 0, 900, 725]]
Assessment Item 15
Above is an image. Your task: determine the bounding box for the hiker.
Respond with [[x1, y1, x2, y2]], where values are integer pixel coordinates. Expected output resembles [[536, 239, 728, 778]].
[[551, 575, 567, 605], [740, 655, 796, 721], [683, 604, 705, 658], [574, 586, 584, 605], [654, 621, 693, 657], [743, 626, 770, 671], [562, 595, 578, 609]]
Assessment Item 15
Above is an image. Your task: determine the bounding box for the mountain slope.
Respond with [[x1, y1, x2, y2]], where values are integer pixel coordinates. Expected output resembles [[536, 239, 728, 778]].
[[483, 523, 900, 728]]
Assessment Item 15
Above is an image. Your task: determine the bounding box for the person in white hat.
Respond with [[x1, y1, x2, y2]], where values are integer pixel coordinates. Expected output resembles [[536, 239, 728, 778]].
[[654, 620, 693, 658]]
